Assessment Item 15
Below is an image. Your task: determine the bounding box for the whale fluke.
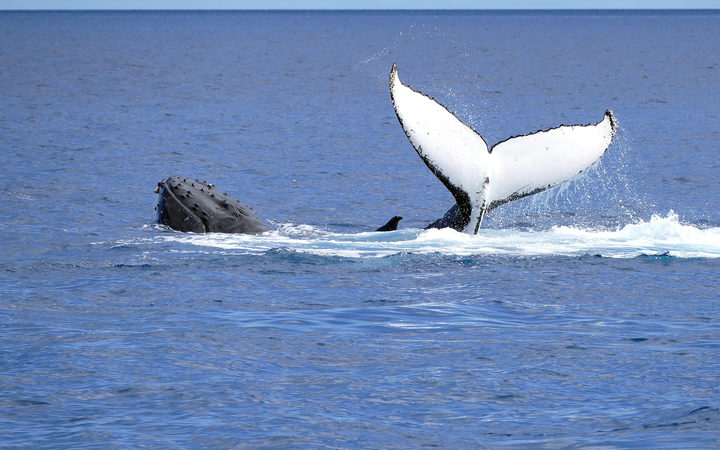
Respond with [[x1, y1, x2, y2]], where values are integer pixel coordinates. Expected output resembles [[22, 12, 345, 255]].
[[389, 64, 616, 234]]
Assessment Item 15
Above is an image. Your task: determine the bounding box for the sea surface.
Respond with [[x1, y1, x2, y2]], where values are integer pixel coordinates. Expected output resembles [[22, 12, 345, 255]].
[[1, 9, 719, 448]]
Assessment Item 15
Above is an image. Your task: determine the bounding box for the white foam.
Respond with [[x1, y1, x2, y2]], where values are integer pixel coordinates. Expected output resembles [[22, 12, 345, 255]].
[[153, 212, 720, 259]]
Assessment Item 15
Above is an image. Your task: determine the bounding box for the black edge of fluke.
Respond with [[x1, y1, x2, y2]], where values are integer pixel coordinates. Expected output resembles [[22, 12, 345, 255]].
[[491, 110, 616, 150], [605, 109, 617, 134]]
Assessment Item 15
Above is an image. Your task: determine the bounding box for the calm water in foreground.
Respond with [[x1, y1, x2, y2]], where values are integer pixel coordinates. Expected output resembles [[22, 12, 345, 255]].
[[1, 10, 719, 448]]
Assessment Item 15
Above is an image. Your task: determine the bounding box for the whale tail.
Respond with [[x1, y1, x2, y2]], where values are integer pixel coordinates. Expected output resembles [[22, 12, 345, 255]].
[[389, 64, 616, 234]]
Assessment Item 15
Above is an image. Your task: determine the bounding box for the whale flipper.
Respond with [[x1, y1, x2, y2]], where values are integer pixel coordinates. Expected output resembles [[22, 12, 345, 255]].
[[389, 64, 616, 234], [376, 215, 403, 231]]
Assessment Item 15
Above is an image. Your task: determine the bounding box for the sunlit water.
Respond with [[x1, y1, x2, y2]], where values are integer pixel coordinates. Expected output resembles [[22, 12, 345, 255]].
[[1, 10, 719, 448]]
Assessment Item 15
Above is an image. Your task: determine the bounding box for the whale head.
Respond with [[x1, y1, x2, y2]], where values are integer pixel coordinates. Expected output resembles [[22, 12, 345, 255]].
[[155, 176, 271, 234]]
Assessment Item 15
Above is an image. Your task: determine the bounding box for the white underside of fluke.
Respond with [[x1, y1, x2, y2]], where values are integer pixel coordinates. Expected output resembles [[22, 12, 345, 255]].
[[389, 64, 616, 234]]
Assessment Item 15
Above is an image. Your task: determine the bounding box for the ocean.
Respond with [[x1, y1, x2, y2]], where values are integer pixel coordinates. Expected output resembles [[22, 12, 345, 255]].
[[1, 9, 719, 448]]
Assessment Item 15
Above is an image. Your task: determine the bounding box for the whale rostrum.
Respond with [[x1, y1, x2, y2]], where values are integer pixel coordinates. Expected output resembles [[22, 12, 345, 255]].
[[389, 64, 616, 234], [155, 176, 272, 234]]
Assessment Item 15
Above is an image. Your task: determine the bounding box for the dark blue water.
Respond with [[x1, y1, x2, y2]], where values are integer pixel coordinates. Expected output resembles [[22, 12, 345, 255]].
[[2, 10, 719, 447]]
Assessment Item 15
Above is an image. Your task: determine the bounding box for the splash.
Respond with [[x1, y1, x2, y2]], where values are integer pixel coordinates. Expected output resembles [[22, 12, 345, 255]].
[[155, 212, 720, 259]]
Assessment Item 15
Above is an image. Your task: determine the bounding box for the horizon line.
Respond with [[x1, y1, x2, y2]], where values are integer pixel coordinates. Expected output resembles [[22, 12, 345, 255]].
[[2, 7, 719, 10]]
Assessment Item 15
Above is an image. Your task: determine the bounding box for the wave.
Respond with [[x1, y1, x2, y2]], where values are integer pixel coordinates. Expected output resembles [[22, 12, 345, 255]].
[[156, 212, 720, 259]]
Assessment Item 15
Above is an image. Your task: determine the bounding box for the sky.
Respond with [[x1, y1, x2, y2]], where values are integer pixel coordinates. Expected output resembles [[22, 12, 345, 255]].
[[2, 0, 719, 9]]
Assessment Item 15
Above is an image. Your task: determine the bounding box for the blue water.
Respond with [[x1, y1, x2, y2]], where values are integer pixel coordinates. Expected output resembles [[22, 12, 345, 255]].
[[2, 10, 720, 447]]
